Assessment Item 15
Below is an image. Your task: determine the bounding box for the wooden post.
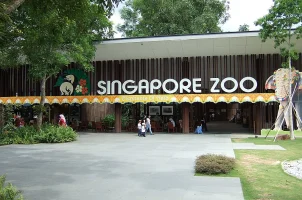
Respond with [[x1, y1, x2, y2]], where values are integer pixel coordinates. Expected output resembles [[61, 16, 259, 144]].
[[254, 102, 263, 135], [115, 103, 122, 133], [182, 103, 190, 133]]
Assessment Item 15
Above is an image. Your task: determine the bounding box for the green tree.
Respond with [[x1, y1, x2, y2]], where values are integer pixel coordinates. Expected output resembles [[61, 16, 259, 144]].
[[117, 0, 230, 37], [0, 0, 122, 130], [238, 24, 249, 32], [255, 0, 302, 140], [0, 0, 25, 15]]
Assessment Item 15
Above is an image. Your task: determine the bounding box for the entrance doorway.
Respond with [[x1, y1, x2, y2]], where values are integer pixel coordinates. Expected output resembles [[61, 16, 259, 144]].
[[122, 103, 183, 132], [190, 102, 254, 133]]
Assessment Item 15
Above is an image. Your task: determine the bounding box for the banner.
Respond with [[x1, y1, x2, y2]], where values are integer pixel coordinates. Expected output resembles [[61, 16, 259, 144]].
[[0, 93, 276, 105]]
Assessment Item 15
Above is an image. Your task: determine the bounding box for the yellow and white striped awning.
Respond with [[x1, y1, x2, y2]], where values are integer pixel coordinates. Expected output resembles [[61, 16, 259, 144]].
[[0, 93, 276, 105]]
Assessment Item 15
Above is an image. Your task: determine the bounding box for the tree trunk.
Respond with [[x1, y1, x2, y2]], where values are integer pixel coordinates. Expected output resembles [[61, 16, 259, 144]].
[[37, 77, 46, 130], [4, 0, 26, 14]]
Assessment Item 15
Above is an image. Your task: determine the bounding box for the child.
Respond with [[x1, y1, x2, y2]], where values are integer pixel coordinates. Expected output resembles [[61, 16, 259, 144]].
[[195, 123, 203, 134], [141, 122, 146, 137], [137, 120, 142, 136]]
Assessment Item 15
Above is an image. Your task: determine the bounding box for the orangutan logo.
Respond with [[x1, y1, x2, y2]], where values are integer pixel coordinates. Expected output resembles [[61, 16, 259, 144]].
[[55, 69, 90, 96]]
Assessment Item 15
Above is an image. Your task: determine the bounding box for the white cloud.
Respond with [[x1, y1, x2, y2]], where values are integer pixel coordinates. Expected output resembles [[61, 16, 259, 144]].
[[110, 0, 274, 38]]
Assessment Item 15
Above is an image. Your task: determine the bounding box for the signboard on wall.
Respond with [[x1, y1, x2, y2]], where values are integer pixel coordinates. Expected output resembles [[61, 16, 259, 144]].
[[55, 69, 91, 96], [97, 77, 258, 95]]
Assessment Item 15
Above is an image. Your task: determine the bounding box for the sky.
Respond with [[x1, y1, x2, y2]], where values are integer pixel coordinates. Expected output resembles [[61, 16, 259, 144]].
[[110, 0, 274, 38]]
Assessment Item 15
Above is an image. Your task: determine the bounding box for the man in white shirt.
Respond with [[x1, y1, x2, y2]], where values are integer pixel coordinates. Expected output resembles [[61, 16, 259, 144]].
[[146, 115, 153, 135]]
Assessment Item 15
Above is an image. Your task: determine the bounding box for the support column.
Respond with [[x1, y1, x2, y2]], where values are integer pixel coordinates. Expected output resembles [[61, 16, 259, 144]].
[[115, 103, 122, 133], [249, 103, 253, 132], [254, 102, 263, 135], [182, 103, 190, 133]]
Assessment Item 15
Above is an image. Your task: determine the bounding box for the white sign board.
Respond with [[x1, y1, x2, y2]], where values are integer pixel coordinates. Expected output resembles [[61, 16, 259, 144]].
[[97, 77, 257, 95]]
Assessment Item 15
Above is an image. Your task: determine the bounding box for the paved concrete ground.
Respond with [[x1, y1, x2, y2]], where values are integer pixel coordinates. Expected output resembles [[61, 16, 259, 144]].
[[0, 133, 244, 200]]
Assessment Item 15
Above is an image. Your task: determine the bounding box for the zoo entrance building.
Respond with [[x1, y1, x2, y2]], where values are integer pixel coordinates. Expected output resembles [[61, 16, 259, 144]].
[[1, 31, 302, 134]]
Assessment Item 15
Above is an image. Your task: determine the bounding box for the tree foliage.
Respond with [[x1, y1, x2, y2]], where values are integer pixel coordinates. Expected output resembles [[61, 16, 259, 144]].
[[1, 0, 25, 15], [117, 0, 230, 37], [0, 0, 122, 129], [238, 24, 249, 32], [255, 0, 302, 64]]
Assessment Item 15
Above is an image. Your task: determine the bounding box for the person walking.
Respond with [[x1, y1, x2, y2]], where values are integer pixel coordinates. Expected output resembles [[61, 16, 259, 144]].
[[137, 120, 142, 136], [146, 115, 153, 135]]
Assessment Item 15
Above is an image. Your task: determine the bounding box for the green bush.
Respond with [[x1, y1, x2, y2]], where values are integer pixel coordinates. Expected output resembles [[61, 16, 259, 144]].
[[0, 124, 78, 145], [0, 125, 36, 145], [37, 124, 77, 143], [103, 114, 115, 126], [2, 123, 17, 133], [0, 175, 24, 200], [195, 154, 235, 175]]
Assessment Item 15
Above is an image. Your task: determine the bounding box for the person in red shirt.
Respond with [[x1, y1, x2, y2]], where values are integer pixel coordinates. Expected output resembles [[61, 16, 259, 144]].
[[58, 114, 67, 127], [15, 115, 21, 127], [19, 118, 25, 127]]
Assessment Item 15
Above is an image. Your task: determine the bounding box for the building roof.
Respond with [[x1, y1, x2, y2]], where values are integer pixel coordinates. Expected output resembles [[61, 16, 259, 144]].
[[93, 31, 302, 61]]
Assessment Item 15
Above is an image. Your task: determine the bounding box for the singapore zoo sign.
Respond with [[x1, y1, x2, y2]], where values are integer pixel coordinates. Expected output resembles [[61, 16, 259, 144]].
[[97, 77, 258, 95]]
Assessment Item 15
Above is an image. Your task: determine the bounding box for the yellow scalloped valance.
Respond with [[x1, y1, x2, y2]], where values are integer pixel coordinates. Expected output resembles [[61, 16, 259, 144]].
[[0, 93, 276, 105]]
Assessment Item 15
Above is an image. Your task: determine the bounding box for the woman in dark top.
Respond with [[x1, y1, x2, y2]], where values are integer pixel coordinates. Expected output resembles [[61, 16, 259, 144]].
[[201, 118, 208, 132]]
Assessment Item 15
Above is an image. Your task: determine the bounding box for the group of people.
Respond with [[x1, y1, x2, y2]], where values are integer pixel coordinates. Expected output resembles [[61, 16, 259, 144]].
[[137, 114, 179, 137], [137, 115, 153, 137], [13, 113, 67, 128], [137, 113, 204, 136], [137, 114, 209, 135]]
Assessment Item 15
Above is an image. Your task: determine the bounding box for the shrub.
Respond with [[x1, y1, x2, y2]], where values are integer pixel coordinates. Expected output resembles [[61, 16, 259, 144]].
[[0, 175, 24, 200], [0, 125, 37, 145], [195, 154, 235, 175], [37, 124, 77, 143], [0, 124, 78, 145], [2, 123, 17, 133], [103, 114, 115, 126]]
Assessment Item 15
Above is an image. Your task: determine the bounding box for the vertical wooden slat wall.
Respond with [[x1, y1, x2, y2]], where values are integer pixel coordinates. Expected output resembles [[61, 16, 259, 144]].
[[1, 54, 302, 97]]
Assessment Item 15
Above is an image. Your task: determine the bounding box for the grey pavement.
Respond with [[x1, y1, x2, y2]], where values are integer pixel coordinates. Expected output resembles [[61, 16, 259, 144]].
[[0, 133, 244, 200]]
